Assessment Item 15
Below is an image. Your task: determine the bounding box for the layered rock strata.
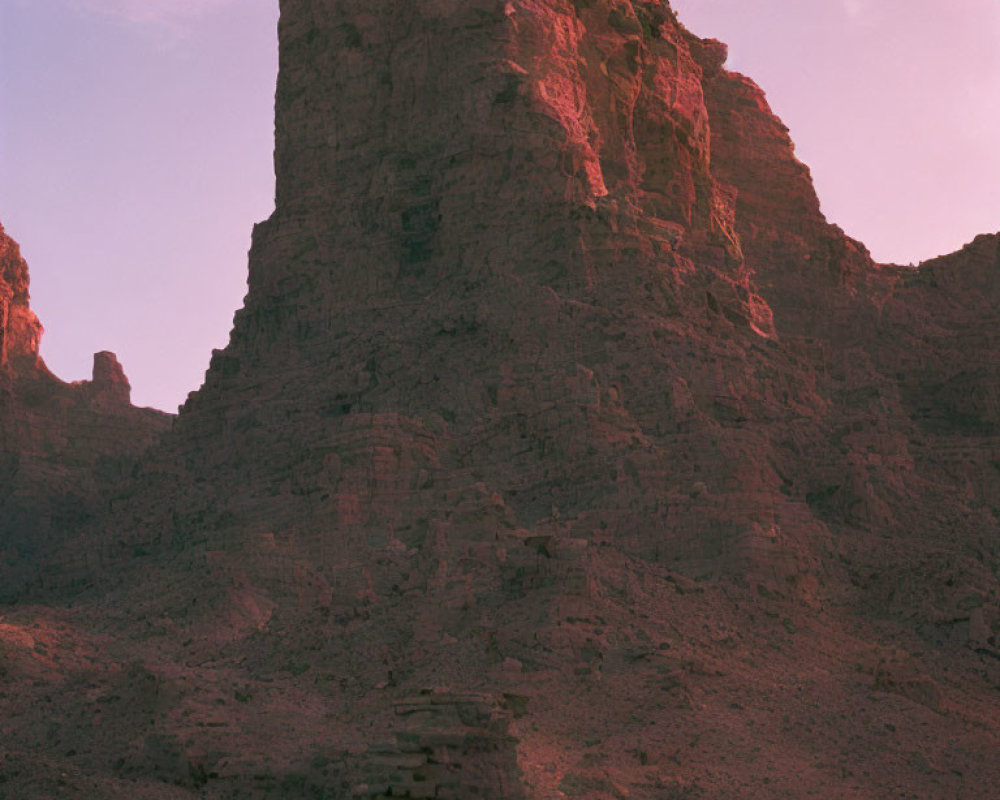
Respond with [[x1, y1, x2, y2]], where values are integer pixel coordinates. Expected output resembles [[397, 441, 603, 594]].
[[4, 2, 1000, 798]]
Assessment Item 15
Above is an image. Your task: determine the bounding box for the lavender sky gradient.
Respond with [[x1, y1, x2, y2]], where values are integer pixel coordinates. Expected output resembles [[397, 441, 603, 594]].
[[1, 1, 998, 412]]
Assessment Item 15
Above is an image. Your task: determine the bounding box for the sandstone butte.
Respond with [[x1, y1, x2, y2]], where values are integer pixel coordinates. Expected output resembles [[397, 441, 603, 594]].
[[2, 2, 1000, 798]]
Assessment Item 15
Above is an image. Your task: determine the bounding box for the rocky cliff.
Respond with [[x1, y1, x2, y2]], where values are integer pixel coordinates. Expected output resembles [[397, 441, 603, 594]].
[[0, 223, 171, 598], [3, 2, 1000, 799], [0, 221, 43, 369]]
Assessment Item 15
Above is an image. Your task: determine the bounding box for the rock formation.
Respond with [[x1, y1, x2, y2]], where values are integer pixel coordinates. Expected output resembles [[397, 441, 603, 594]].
[[0, 223, 171, 599], [0, 221, 43, 368], [2, 1, 1000, 798]]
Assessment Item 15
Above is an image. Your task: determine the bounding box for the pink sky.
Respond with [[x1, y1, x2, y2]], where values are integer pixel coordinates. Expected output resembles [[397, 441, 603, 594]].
[[1, 1, 998, 411], [673, 0, 1000, 264], [0, 0, 279, 411]]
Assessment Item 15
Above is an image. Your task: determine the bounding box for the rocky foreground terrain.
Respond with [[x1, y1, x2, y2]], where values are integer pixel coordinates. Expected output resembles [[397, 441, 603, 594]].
[[2, 1, 1000, 798]]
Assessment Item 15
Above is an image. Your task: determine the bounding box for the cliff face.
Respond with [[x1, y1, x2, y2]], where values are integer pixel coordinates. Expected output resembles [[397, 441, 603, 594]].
[[158, 0, 801, 560], [0, 224, 171, 597], [0, 222, 43, 368], [4, 2, 1000, 799]]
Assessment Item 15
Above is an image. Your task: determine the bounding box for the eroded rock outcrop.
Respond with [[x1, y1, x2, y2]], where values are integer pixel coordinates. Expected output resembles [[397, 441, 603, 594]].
[[0, 223, 171, 596], [4, 2, 1000, 798], [0, 221, 43, 368]]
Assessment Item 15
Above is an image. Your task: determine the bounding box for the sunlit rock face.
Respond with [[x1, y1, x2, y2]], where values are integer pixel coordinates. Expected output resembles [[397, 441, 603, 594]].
[[0, 222, 43, 368], [0, 223, 171, 598], [5, 2, 1000, 798], [156, 0, 814, 572]]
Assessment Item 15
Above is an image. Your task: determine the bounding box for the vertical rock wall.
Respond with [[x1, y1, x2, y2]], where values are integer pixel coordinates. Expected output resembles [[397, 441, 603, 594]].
[[0, 222, 43, 368]]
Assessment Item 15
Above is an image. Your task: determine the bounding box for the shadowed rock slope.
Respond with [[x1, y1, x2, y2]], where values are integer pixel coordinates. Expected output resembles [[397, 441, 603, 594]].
[[3, 2, 1000, 798], [0, 223, 171, 599]]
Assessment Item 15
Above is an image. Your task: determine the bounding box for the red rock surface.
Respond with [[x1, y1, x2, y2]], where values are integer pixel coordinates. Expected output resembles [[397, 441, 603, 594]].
[[0, 221, 43, 368], [3, 2, 1000, 798]]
